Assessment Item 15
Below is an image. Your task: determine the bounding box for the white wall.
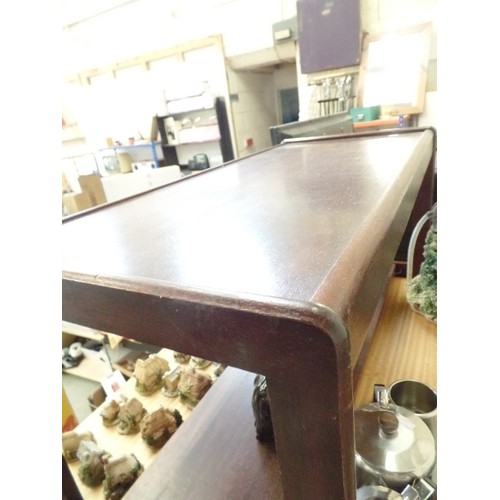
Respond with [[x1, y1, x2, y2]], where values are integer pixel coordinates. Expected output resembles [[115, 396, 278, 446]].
[[62, 0, 436, 77], [227, 62, 298, 158], [62, 0, 299, 76], [62, 0, 437, 165]]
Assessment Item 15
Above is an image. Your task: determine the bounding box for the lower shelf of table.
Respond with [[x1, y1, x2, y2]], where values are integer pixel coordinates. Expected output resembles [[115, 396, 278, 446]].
[[125, 366, 283, 499]]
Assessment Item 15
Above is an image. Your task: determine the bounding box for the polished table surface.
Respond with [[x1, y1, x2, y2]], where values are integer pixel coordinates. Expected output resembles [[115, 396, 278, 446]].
[[62, 129, 436, 499]]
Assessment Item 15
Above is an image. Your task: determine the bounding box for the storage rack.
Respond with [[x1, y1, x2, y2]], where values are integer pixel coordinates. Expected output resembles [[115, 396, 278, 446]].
[[155, 96, 234, 168], [96, 141, 163, 172]]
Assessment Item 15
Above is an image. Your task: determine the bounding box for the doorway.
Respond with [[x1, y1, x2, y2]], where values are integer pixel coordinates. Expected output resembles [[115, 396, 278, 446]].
[[279, 87, 299, 124]]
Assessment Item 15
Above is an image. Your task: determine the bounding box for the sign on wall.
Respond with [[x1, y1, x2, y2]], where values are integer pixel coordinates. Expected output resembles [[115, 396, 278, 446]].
[[297, 0, 361, 74]]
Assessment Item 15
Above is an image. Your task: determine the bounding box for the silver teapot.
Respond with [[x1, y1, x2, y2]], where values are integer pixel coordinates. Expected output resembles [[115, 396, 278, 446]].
[[354, 385, 436, 492]]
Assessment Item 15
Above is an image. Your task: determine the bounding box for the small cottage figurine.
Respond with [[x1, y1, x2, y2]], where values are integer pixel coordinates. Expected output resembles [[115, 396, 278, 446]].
[[141, 407, 183, 448], [133, 354, 170, 396], [162, 365, 182, 397], [173, 351, 191, 364], [178, 367, 213, 407], [62, 430, 95, 462], [77, 440, 110, 486], [117, 397, 147, 435], [100, 399, 121, 427], [102, 454, 144, 500]]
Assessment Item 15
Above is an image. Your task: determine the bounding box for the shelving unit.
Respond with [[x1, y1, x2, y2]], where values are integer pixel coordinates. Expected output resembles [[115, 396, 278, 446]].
[[62, 128, 436, 499], [156, 96, 234, 168], [96, 141, 164, 173]]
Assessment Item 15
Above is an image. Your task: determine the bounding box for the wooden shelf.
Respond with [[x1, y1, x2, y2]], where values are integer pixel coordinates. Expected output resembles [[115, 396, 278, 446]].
[[125, 366, 283, 499], [353, 115, 413, 131], [63, 356, 113, 382], [62, 129, 436, 499], [354, 276, 437, 407]]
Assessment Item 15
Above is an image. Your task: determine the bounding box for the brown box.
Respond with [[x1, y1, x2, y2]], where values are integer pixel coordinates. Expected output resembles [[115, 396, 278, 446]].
[[78, 174, 107, 206], [62, 192, 93, 215]]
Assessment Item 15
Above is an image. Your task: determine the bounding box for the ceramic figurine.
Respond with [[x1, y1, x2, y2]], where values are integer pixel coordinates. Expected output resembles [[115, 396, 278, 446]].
[[173, 351, 191, 364], [178, 367, 212, 407], [141, 406, 183, 448], [252, 375, 274, 442], [77, 440, 110, 486], [117, 397, 147, 435], [62, 430, 95, 462], [102, 454, 144, 500], [133, 354, 170, 395], [100, 399, 121, 427], [161, 365, 182, 398]]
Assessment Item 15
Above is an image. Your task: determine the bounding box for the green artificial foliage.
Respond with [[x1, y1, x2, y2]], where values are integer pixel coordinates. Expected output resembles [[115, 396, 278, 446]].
[[407, 205, 437, 323]]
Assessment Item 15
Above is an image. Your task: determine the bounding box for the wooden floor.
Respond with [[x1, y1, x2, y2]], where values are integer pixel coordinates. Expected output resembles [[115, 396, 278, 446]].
[[354, 276, 437, 408]]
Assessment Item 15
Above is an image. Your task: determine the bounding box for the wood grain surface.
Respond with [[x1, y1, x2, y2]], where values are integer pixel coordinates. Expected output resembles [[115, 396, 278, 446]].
[[354, 276, 437, 408]]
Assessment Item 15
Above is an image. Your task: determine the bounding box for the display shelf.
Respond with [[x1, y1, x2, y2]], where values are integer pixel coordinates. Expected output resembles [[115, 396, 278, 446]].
[[156, 96, 234, 167], [96, 141, 163, 171], [65, 348, 221, 500], [62, 128, 436, 499], [353, 115, 414, 131]]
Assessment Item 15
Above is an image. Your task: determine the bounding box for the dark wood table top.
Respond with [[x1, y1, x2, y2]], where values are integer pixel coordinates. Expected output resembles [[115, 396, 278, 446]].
[[63, 129, 432, 307]]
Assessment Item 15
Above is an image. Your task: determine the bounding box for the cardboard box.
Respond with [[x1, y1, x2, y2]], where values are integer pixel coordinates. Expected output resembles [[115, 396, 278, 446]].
[[62, 192, 93, 215], [78, 174, 107, 206]]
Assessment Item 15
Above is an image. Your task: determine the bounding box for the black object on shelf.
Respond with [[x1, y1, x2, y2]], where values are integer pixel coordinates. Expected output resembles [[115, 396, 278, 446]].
[[155, 96, 234, 167], [188, 153, 210, 171], [214, 96, 234, 163], [252, 375, 274, 442]]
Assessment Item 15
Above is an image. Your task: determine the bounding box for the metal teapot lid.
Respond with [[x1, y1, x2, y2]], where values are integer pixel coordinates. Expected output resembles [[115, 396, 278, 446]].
[[355, 401, 435, 479]]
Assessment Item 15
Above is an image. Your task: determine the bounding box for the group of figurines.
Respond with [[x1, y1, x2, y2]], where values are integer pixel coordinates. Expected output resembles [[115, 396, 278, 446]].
[[62, 351, 224, 498], [62, 431, 144, 499], [132, 351, 223, 405], [62, 400, 183, 498]]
